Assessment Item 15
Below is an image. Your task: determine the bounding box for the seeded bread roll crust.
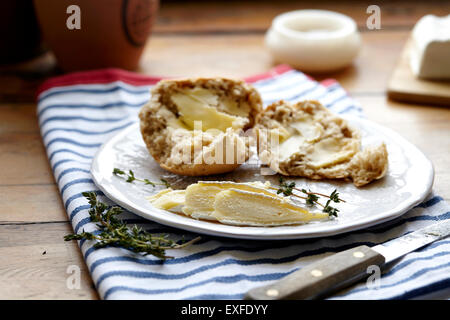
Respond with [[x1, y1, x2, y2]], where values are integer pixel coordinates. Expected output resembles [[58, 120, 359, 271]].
[[255, 100, 388, 187], [139, 78, 262, 176]]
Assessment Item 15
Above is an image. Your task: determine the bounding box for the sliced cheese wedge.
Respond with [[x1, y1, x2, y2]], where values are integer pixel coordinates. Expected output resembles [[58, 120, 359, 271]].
[[148, 180, 328, 227], [147, 188, 186, 210], [212, 189, 328, 226], [182, 181, 272, 220]]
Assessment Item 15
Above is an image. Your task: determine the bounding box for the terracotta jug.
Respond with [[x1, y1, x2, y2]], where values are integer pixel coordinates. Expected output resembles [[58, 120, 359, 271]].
[[33, 0, 159, 71]]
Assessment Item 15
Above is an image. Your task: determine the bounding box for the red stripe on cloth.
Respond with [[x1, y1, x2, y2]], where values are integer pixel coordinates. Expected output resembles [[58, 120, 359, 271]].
[[36, 64, 330, 99], [36, 68, 165, 98], [320, 79, 338, 87]]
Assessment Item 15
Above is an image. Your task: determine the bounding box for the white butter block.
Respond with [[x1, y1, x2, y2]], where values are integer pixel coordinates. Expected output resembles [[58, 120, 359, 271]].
[[410, 14, 450, 79]]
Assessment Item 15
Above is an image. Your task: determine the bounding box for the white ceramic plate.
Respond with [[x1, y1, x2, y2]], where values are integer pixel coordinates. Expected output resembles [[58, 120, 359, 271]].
[[91, 116, 434, 240]]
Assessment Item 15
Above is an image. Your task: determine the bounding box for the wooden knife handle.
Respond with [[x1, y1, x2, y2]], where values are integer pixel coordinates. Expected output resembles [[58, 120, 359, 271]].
[[244, 245, 385, 300]]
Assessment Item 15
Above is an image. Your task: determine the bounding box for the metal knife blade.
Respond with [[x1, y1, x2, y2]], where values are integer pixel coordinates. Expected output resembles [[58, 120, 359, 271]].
[[372, 219, 450, 263], [245, 219, 450, 300]]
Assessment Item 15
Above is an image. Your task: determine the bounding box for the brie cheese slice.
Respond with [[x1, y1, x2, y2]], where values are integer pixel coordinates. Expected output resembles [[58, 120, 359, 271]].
[[182, 181, 272, 220], [212, 189, 328, 226], [148, 180, 328, 226], [148, 188, 185, 210]]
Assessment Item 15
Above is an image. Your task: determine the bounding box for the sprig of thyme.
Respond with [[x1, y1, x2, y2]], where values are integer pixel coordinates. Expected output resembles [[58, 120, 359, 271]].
[[113, 168, 171, 188], [274, 177, 344, 217], [64, 192, 200, 259], [300, 189, 320, 206], [276, 178, 296, 196]]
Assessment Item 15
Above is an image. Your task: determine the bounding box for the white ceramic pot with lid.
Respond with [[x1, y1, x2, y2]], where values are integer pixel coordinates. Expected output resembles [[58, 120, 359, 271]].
[[265, 10, 361, 73]]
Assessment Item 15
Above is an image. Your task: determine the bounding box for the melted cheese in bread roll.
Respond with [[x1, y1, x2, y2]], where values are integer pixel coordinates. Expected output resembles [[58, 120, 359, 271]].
[[139, 78, 262, 176], [255, 100, 388, 187]]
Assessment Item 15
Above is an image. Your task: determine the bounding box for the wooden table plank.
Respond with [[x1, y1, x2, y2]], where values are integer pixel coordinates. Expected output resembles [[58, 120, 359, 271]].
[[0, 103, 41, 134], [155, 0, 448, 33], [0, 185, 66, 223], [0, 223, 98, 299], [0, 132, 54, 185]]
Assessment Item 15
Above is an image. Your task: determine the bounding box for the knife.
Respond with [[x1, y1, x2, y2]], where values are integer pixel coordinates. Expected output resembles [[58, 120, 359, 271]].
[[245, 219, 450, 300]]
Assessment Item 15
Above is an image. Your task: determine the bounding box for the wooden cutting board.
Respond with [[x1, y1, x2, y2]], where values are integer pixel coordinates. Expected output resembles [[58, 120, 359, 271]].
[[387, 38, 450, 107]]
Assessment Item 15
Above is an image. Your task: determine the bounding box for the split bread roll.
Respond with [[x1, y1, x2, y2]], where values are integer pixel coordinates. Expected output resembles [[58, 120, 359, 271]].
[[255, 100, 388, 187], [139, 78, 262, 176]]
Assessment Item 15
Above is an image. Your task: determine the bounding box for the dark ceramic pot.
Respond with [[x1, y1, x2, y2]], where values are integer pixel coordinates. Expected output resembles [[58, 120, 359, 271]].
[[0, 1, 44, 65]]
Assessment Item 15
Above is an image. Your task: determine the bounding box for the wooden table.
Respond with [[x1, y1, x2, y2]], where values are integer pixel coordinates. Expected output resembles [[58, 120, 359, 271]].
[[1, 0, 449, 299]]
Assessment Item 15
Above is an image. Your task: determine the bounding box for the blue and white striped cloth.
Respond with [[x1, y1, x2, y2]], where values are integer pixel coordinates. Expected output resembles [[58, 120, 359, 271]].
[[37, 66, 450, 300]]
